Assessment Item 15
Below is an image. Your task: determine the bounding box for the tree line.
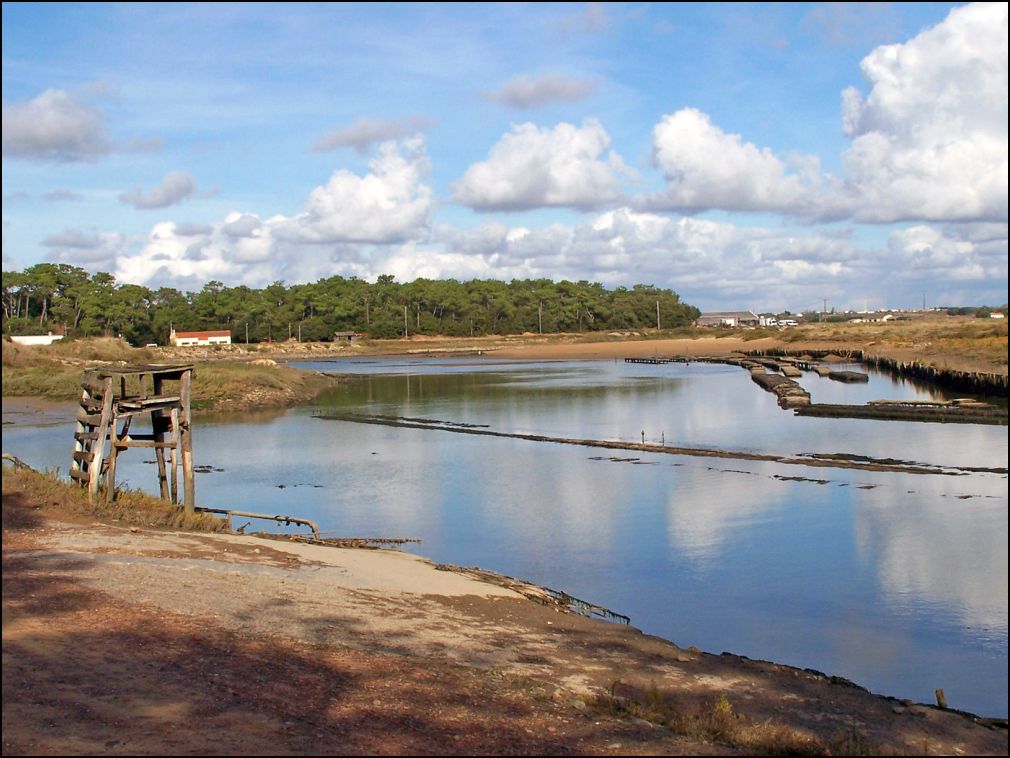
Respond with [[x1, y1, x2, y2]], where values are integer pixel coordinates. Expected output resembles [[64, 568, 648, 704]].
[[3, 264, 700, 345]]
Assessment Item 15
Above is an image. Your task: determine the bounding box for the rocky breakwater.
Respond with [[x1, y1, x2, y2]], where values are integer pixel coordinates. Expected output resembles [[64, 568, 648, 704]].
[[744, 361, 812, 409]]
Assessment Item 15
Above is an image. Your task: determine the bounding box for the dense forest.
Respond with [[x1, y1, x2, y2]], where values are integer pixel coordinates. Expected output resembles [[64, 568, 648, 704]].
[[3, 264, 700, 345]]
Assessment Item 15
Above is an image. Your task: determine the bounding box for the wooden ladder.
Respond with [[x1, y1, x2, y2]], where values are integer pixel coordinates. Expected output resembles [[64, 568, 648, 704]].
[[70, 373, 114, 501]]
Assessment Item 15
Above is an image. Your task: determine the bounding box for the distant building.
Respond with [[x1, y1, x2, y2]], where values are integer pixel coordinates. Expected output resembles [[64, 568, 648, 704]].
[[852, 313, 894, 323], [333, 331, 366, 341], [694, 311, 760, 328], [170, 329, 232, 347], [991, 312, 1005, 319], [10, 332, 64, 346]]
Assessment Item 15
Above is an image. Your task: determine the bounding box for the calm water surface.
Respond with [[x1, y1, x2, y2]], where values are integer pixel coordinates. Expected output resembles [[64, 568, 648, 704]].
[[5, 358, 1007, 716]]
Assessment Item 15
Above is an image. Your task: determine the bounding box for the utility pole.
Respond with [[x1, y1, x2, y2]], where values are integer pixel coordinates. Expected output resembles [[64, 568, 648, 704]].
[[656, 301, 661, 331], [245, 322, 249, 345], [404, 305, 408, 337], [538, 300, 543, 335]]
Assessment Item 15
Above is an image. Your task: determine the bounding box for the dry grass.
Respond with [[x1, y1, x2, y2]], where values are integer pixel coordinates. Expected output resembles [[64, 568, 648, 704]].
[[2, 337, 340, 410], [778, 316, 1007, 349], [582, 681, 883, 756], [759, 316, 1008, 373], [190, 362, 339, 411], [0, 364, 84, 400], [2, 466, 228, 533], [2, 338, 155, 400]]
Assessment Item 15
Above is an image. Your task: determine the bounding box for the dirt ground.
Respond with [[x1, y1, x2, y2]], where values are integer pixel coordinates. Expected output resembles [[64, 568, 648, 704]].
[[3, 488, 1006, 756]]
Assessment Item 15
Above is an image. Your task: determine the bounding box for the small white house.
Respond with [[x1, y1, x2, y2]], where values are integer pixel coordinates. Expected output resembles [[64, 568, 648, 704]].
[[170, 329, 232, 347], [10, 332, 64, 346]]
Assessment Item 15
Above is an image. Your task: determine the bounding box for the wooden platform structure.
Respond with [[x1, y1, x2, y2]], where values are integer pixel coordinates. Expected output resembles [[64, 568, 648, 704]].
[[71, 364, 195, 512]]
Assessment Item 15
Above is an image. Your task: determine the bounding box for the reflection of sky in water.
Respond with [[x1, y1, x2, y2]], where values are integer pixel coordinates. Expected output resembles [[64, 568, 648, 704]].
[[855, 484, 1008, 637], [3, 359, 1006, 716], [664, 463, 794, 562], [298, 359, 1008, 469]]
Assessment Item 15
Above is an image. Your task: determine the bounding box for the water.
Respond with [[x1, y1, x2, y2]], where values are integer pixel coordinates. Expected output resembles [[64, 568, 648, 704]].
[[4, 358, 1007, 716]]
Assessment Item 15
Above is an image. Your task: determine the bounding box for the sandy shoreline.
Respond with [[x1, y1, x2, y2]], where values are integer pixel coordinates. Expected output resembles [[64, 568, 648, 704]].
[[3, 488, 1006, 755]]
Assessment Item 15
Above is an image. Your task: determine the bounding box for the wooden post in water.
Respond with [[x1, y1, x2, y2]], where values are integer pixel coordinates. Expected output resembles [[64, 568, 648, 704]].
[[935, 688, 948, 709]]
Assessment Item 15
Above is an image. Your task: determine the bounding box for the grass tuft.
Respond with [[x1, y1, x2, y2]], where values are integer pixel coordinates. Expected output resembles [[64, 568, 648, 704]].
[[582, 681, 876, 756], [2, 466, 228, 533]]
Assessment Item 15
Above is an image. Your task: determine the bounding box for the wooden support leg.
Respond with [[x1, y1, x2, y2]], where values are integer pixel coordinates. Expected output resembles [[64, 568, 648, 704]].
[[170, 407, 180, 504], [106, 416, 133, 502], [106, 421, 119, 502], [154, 421, 170, 499], [152, 377, 169, 500], [89, 377, 114, 503], [180, 370, 195, 514]]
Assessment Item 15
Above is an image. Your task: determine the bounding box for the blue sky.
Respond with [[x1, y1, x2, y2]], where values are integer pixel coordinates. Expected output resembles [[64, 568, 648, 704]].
[[3, 2, 1006, 312]]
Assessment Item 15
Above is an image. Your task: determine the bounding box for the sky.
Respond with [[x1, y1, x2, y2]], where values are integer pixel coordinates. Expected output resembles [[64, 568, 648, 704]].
[[2, 2, 1007, 313]]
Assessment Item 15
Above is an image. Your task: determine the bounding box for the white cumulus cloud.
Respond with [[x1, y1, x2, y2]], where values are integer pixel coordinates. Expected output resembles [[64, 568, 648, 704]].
[[114, 138, 436, 288], [887, 225, 990, 283], [452, 119, 630, 211], [641, 108, 826, 215], [279, 136, 433, 244], [435, 208, 865, 311], [2, 89, 112, 163], [841, 2, 1008, 223]]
